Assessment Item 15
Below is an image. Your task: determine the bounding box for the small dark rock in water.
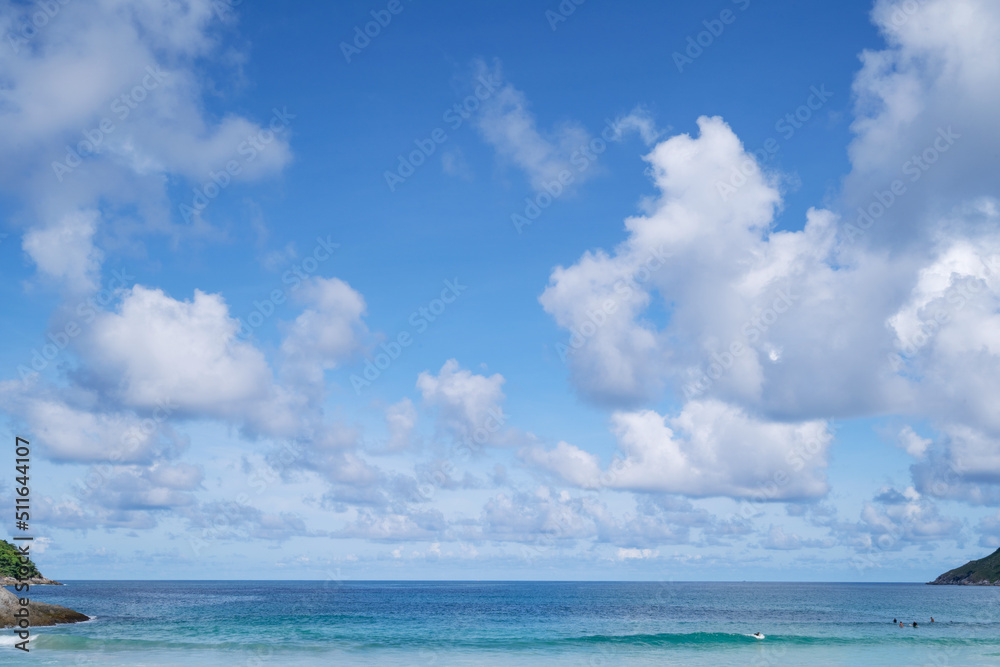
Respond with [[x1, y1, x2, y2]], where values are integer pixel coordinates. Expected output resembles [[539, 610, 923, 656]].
[[0, 586, 89, 627]]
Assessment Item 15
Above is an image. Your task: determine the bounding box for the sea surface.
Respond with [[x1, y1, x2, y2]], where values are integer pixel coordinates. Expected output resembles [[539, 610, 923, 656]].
[[3, 581, 1000, 665]]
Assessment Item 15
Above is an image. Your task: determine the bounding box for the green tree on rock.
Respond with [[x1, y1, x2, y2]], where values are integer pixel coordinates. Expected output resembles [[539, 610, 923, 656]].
[[0, 539, 41, 579]]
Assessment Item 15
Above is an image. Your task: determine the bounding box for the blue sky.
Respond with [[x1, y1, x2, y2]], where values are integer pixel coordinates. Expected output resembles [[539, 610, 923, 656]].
[[1, 0, 999, 581]]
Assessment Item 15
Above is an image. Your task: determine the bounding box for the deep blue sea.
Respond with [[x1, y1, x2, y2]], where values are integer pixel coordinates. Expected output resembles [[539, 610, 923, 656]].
[[4, 581, 1000, 665]]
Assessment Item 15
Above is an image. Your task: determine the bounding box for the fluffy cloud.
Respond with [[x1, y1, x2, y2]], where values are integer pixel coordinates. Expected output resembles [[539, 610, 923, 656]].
[[417, 359, 508, 447], [844, 0, 999, 247], [78, 286, 280, 420], [534, 0, 1000, 508], [280, 277, 369, 392], [845, 487, 963, 551], [0, 379, 184, 463], [22, 210, 104, 293], [0, 0, 293, 290], [896, 426, 931, 459], [526, 400, 831, 500]]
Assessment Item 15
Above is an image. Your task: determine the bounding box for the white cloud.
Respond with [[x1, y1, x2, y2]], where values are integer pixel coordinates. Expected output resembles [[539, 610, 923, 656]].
[[22, 210, 103, 293], [0, 380, 184, 463], [897, 426, 931, 459], [385, 398, 417, 451], [761, 525, 832, 551], [0, 0, 293, 288], [417, 359, 507, 447], [535, 0, 1000, 509], [844, 487, 963, 550], [845, 0, 1000, 247], [280, 277, 369, 391], [617, 547, 658, 560], [609, 107, 663, 146], [474, 60, 593, 192], [527, 400, 831, 500], [79, 285, 278, 419]]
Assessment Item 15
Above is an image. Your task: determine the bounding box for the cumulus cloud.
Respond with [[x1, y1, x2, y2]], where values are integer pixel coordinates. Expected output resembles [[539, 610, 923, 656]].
[[897, 426, 931, 459], [22, 210, 104, 293], [532, 0, 1000, 511], [77, 285, 281, 421], [280, 277, 369, 392], [0, 379, 184, 463], [843, 486, 963, 551], [844, 0, 999, 248], [526, 400, 832, 500], [417, 359, 508, 447]]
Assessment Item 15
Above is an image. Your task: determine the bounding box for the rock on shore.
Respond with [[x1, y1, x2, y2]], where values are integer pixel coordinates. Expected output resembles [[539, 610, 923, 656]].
[[0, 576, 62, 586], [0, 586, 89, 627]]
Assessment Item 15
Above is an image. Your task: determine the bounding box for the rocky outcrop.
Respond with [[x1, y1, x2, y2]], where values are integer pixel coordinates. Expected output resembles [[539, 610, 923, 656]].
[[0, 576, 62, 586], [0, 586, 89, 627], [929, 547, 1000, 585]]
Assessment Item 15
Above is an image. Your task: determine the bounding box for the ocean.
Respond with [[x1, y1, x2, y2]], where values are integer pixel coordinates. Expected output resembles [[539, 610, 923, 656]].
[[4, 581, 1000, 665]]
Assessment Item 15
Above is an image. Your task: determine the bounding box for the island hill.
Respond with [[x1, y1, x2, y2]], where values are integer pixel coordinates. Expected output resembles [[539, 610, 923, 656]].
[[0, 539, 89, 627], [930, 547, 1000, 585]]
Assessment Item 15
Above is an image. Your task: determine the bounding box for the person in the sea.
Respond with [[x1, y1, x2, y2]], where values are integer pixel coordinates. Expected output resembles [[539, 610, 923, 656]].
[[753, 632, 762, 638], [899, 622, 904, 628], [893, 618, 897, 623], [930, 617, 934, 623], [912, 621, 918, 627]]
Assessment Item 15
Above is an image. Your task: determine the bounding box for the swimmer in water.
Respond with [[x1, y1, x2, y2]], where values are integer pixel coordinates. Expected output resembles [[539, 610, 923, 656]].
[[754, 632, 761, 637], [893, 618, 897, 623], [912, 621, 918, 628], [930, 617, 935, 623], [899, 622, 904, 628]]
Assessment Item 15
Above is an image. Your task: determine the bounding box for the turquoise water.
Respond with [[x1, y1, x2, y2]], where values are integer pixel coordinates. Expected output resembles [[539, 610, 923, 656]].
[[5, 581, 1000, 665]]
